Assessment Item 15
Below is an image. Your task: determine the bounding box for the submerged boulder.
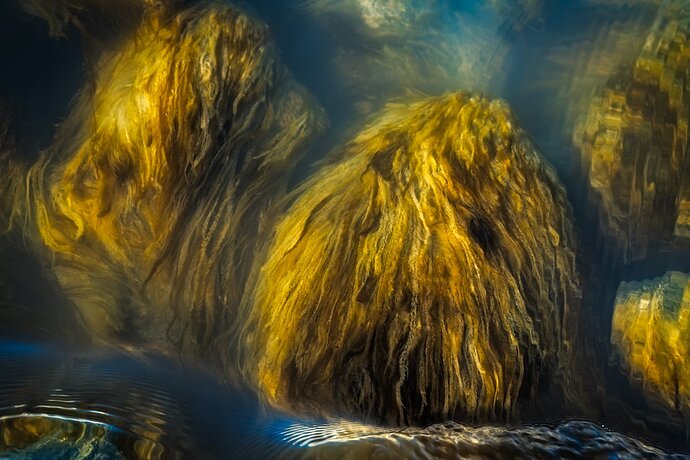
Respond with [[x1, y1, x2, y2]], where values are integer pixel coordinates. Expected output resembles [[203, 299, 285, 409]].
[[241, 92, 580, 425], [2, 1, 327, 355], [574, 3, 690, 261]]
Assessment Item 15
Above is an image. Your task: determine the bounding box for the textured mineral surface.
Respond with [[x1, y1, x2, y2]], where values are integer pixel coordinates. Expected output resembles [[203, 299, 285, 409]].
[[280, 419, 673, 459]]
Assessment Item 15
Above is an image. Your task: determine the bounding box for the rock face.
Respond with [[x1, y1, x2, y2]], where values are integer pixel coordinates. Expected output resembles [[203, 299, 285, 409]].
[[4, 1, 326, 354], [241, 93, 580, 425], [574, 3, 690, 261], [611, 271, 690, 412], [282, 420, 670, 459]]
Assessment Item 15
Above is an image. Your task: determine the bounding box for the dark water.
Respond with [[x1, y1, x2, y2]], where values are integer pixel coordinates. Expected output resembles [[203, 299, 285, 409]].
[[0, 341, 681, 459], [2, 0, 690, 458]]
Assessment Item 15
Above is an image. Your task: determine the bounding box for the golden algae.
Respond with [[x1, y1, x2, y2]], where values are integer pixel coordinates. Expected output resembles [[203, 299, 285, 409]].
[[611, 271, 690, 413], [241, 93, 580, 425], [574, 3, 690, 260], [7, 1, 326, 354], [0, 114, 85, 342]]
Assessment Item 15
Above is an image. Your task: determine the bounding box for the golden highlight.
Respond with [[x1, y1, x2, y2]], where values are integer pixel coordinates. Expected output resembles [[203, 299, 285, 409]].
[[611, 272, 690, 413], [6, 1, 326, 355], [241, 93, 579, 425]]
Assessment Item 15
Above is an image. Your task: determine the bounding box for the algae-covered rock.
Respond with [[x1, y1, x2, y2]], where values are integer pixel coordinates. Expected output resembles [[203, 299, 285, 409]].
[[611, 271, 690, 412], [241, 92, 580, 425], [574, 3, 690, 260], [280, 420, 670, 459], [4, 1, 327, 354]]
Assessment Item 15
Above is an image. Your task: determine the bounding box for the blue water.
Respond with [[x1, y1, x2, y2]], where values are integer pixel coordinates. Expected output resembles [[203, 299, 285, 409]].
[[0, 340, 681, 459]]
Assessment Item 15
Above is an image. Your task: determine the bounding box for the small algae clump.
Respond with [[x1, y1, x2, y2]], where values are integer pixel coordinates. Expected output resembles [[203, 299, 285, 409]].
[[241, 93, 580, 425], [611, 271, 690, 412]]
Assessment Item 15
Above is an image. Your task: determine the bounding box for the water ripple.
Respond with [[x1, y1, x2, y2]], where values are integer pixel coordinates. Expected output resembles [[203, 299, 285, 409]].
[[0, 341, 687, 459]]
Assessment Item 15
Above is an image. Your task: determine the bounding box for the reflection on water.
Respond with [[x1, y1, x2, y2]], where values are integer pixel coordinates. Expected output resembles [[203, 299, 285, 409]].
[[2, 0, 690, 457]]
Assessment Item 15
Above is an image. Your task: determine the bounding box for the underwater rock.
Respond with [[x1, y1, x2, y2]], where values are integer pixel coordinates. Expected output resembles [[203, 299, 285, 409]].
[[574, 3, 690, 261], [2, 1, 327, 355], [0, 416, 122, 460], [241, 92, 580, 425], [611, 271, 690, 413], [281, 419, 672, 459]]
